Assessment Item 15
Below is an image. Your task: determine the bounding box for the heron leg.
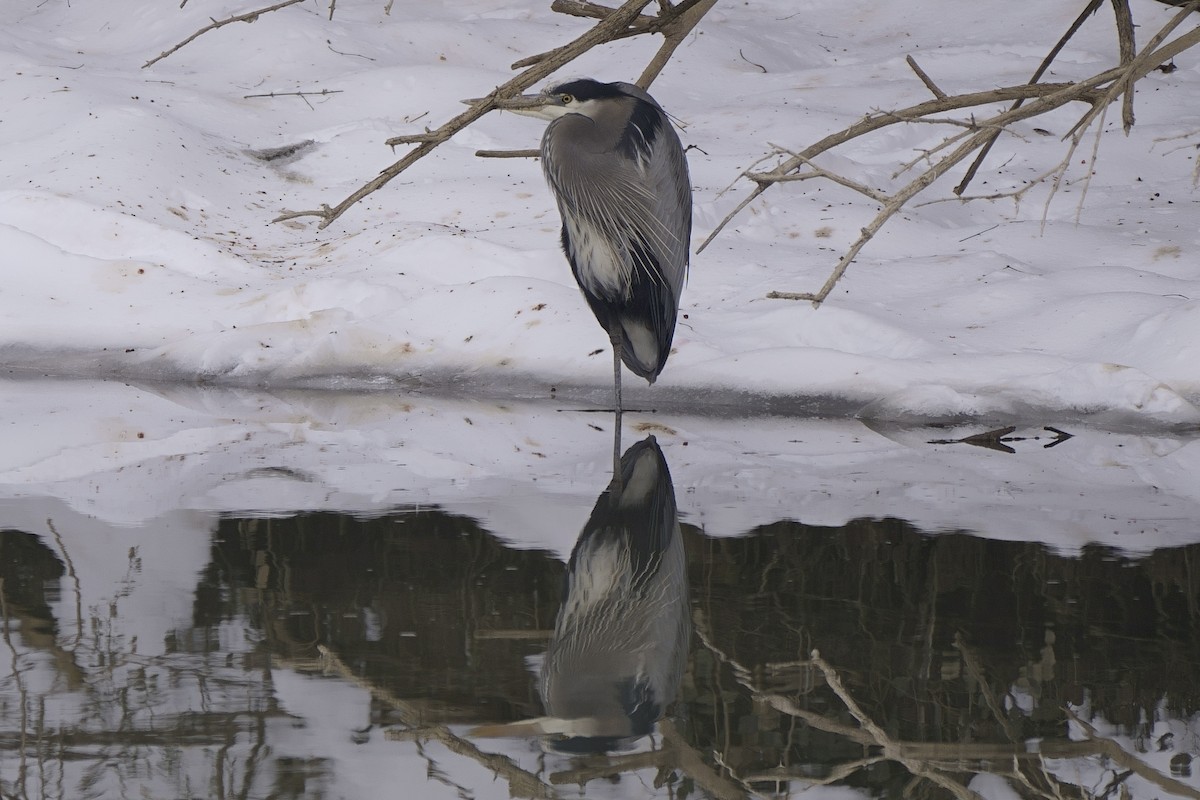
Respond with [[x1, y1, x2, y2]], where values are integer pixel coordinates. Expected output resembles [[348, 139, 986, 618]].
[[609, 331, 623, 413], [609, 332, 624, 480], [610, 408, 623, 488]]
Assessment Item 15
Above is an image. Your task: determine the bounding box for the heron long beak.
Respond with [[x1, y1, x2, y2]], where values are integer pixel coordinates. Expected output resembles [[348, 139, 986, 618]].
[[461, 94, 557, 120]]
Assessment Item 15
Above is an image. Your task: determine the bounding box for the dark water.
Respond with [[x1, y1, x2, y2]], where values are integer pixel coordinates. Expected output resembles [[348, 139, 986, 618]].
[[2, 436, 1199, 800]]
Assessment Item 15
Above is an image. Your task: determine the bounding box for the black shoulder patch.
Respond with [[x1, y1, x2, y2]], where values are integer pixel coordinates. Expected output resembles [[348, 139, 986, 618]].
[[616, 99, 662, 163]]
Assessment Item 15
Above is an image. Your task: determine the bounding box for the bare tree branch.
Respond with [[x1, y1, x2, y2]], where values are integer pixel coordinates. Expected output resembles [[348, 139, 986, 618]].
[[513, 0, 714, 70], [1065, 1, 1200, 140], [807, 650, 988, 800], [550, 0, 657, 29], [142, 0, 309, 69], [275, 0, 716, 229], [310, 645, 559, 800], [481, 0, 715, 159], [703, 7, 1200, 307], [1111, 0, 1137, 132], [636, 0, 717, 88], [750, 144, 891, 203], [905, 55, 946, 99], [475, 148, 541, 159], [698, 80, 1109, 257], [953, 0, 1106, 196], [243, 88, 342, 100]]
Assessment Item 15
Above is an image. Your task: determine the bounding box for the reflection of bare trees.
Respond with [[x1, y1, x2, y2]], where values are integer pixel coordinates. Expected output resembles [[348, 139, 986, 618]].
[[0, 524, 286, 800], [224, 511, 1200, 800], [5, 509, 1200, 799], [308, 640, 752, 800], [694, 620, 1200, 800], [298, 643, 557, 800], [684, 520, 1200, 800]]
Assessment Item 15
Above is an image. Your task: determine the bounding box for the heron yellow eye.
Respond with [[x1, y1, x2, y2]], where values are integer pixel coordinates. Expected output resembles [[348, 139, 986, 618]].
[[559, 93, 574, 104]]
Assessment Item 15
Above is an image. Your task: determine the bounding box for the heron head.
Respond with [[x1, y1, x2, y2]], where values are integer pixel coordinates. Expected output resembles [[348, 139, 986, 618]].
[[488, 78, 630, 122]]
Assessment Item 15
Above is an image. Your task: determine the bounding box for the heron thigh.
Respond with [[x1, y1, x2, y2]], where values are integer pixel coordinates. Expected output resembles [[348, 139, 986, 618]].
[[620, 316, 661, 379]]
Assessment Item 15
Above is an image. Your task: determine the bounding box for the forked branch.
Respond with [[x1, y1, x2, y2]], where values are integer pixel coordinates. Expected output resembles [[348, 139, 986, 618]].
[[701, 3, 1200, 307], [143, 0, 309, 69], [274, 0, 715, 229]]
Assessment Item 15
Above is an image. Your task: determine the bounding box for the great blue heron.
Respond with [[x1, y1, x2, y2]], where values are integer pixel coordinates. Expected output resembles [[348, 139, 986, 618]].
[[470, 435, 689, 753], [495, 79, 693, 412]]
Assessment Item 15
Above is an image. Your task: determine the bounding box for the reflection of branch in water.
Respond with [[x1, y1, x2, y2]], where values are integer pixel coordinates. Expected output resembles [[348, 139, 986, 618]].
[[536, 722, 751, 800], [544, 747, 666, 786], [47, 518, 84, 650], [697, 608, 1200, 800], [695, 614, 1044, 799], [953, 633, 1021, 742], [692, 613, 871, 744], [310, 645, 559, 800], [0, 578, 30, 798], [659, 719, 754, 800], [1064, 707, 1200, 800], [808, 650, 987, 800], [744, 755, 889, 788], [390, 727, 557, 800]]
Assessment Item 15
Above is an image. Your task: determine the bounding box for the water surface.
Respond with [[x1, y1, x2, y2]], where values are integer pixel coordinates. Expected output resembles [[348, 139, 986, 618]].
[[1, 380, 1198, 800]]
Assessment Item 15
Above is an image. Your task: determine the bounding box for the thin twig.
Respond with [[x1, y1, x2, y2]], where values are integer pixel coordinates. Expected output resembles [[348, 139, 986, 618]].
[[952, 633, 1020, 742], [739, 49, 768, 74], [1073, 103, 1110, 221], [142, 0, 308, 69], [762, 693, 877, 745], [767, 130, 1007, 302], [1035, 146, 1080, 233], [906, 55, 946, 99], [890, 123, 978, 176], [751, 144, 890, 202], [475, 148, 541, 158], [243, 89, 343, 100], [953, 0, 1105, 195]]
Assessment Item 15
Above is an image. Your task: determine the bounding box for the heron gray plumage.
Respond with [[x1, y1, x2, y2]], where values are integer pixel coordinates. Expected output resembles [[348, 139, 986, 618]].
[[501, 79, 693, 411]]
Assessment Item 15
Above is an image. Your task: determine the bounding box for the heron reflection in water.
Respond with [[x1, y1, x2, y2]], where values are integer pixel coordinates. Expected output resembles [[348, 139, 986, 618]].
[[474, 435, 689, 753]]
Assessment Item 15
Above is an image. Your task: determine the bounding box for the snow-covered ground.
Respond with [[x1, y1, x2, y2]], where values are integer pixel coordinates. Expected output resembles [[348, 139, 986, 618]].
[[3, 1, 1200, 799]]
